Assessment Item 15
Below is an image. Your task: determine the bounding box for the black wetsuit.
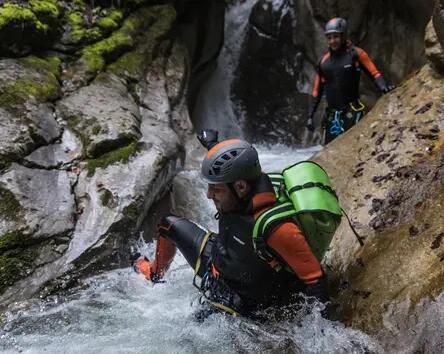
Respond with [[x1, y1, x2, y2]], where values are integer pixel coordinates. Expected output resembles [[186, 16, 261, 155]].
[[309, 42, 383, 144], [159, 174, 306, 316]]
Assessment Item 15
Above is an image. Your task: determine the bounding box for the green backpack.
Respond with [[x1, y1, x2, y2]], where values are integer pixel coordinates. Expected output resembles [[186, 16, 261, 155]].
[[252, 161, 349, 270]]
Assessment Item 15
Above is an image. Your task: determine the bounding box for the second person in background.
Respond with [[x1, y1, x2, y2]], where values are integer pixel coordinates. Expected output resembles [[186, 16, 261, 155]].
[[306, 17, 395, 144]]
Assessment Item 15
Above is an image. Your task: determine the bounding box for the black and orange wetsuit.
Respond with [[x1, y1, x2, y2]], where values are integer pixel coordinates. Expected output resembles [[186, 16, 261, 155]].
[[147, 173, 326, 316], [309, 42, 390, 144]]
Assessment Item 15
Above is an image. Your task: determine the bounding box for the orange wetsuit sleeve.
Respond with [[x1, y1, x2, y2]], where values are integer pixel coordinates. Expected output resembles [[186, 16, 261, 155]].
[[356, 47, 381, 79], [266, 222, 322, 284], [312, 72, 323, 98], [309, 71, 324, 118]]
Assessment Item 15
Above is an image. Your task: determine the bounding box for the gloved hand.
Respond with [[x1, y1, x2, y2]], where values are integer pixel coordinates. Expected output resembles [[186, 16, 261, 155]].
[[382, 84, 396, 93], [131, 253, 164, 283], [305, 276, 330, 318], [306, 117, 315, 132], [375, 76, 395, 94], [197, 129, 219, 150]]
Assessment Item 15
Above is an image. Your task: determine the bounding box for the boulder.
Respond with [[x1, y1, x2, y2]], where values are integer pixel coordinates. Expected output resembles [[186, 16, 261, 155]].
[[0, 57, 61, 167], [56, 73, 142, 158], [313, 63, 444, 334]]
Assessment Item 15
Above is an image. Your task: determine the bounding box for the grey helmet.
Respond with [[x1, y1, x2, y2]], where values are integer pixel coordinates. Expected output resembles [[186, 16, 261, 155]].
[[201, 139, 262, 184], [325, 17, 347, 35]]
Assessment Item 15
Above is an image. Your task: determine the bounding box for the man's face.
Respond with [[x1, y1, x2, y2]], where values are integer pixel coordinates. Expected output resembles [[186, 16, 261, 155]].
[[326, 33, 343, 51], [206, 183, 238, 213]]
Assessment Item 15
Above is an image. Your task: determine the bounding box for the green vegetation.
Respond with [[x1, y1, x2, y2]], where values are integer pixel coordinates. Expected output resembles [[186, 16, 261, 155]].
[[86, 141, 140, 176], [79, 6, 171, 75], [65, 116, 98, 153], [0, 230, 36, 293], [21, 55, 62, 79], [107, 5, 176, 79], [0, 3, 48, 31], [100, 189, 114, 207], [0, 187, 21, 221], [92, 125, 102, 135], [66, 11, 102, 44], [0, 55, 60, 110], [29, 0, 60, 22], [123, 202, 138, 219]]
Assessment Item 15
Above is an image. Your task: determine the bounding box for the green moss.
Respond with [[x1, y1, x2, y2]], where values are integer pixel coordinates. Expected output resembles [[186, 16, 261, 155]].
[[0, 187, 21, 221], [0, 230, 27, 252], [86, 141, 140, 176], [107, 5, 176, 79], [29, 0, 60, 21], [81, 30, 134, 74], [0, 77, 59, 105], [20, 55, 61, 79], [66, 116, 99, 152], [100, 189, 113, 207], [66, 11, 84, 27], [123, 202, 138, 219], [92, 125, 102, 135], [65, 10, 102, 45], [97, 17, 118, 32], [0, 3, 48, 32], [0, 231, 36, 293], [79, 6, 164, 75], [107, 50, 144, 78], [65, 9, 99, 49], [109, 9, 124, 23], [73, 0, 85, 8], [0, 55, 60, 110]]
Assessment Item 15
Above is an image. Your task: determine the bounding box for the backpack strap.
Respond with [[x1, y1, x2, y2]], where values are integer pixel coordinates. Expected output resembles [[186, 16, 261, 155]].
[[253, 202, 298, 271], [268, 173, 288, 203]]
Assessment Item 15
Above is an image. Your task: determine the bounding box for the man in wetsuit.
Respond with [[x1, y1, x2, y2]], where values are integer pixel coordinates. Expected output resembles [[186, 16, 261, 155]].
[[306, 17, 395, 144], [132, 131, 329, 318]]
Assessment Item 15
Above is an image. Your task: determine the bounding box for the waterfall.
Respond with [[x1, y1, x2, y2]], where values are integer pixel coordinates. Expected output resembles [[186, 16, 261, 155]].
[[192, 0, 258, 139]]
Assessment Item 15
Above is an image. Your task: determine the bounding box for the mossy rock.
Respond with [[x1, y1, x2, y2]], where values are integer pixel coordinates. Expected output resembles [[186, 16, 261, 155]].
[[100, 188, 114, 207], [63, 10, 102, 45], [107, 5, 176, 80], [29, 0, 60, 24], [0, 186, 22, 221], [0, 230, 37, 294], [86, 141, 141, 176], [0, 56, 61, 112], [79, 5, 171, 76], [122, 201, 139, 220], [0, 1, 61, 55]]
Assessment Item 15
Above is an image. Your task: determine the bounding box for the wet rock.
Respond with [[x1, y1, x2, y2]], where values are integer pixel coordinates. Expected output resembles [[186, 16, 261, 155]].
[[24, 129, 82, 168], [57, 73, 141, 158], [0, 164, 76, 238], [314, 60, 444, 335], [0, 58, 62, 166]]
